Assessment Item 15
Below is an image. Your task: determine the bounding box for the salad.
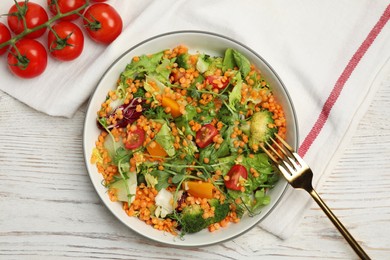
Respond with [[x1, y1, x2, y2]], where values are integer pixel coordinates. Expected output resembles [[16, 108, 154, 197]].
[[91, 45, 287, 236]]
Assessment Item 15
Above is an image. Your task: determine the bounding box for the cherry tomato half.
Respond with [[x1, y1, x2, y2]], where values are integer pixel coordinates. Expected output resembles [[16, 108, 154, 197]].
[[83, 3, 122, 44], [7, 1, 48, 39], [47, 0, 87, 21], [7, 39, 48, 79], [206, 75, 229, 90], [125, 127, 145, 150], [224, 165, 248, 191], [195, 124, 218, 148], [48, 21, 84, 61], [0, 23, 11, 55]]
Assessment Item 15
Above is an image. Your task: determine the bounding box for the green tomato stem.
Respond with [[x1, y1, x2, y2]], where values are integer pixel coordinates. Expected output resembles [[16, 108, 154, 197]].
[[0, 0, 90, 49]]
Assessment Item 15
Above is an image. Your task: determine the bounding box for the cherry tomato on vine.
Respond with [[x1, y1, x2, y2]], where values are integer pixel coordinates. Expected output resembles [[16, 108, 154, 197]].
[[7, 39, 48, 79], [125, 127, 145, 150], [48, 21, 84, 61], [195, 124, 219, 148], [47, 0, 86, 21], [0, 23, 11, 55], [83, 3, 122, 44], [224, 165, 248, 191], [7, 1, 49, 39]]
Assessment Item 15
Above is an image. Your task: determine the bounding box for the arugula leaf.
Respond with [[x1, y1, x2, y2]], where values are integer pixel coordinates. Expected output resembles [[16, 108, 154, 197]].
[[199, 145, 219, 165], [196, 100, 217, 123], [176, 53, 193, 69], [216, 155, 237, 175], [175, 104, 197, 136], [132, 86, 146, 98], [144, 106, 173, 121], [225, 125, 239, 154], [113, 147, 132, 165], [149, 170, 171, 191], [218, 104, 238, 125], [172, 172, 186, 184]]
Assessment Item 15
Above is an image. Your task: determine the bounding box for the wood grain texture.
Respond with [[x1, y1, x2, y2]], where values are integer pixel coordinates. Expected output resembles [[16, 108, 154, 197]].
[[0, 76, 389, 259]]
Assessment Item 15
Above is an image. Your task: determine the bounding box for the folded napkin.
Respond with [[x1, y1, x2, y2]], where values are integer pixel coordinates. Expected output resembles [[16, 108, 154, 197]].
[[1, 0, 390, 239]]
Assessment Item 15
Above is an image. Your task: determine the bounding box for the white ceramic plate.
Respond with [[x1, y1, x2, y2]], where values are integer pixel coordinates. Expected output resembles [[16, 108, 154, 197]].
[[83, 31, 298, 247]]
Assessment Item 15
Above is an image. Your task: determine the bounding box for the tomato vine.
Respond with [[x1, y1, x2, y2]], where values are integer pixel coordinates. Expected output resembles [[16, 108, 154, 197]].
[[0, 0, 122, 78], [0, 0, 88, 49]]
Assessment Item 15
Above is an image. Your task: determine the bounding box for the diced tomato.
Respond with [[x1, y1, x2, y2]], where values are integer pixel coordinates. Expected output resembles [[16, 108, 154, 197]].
[[224, 165, 248, 191], [184, 181, 214, 199], [196, 124, 218, 148], [206, 75, 229, 90], [125, 127, 145, 150]]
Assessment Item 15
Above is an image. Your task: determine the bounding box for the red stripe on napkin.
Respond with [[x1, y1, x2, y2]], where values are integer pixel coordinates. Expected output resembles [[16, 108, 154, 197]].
[[298, 4, 390, 157]]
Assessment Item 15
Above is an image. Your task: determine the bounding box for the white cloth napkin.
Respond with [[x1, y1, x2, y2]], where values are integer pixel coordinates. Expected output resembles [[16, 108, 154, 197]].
[[1, 0, 390, 239]]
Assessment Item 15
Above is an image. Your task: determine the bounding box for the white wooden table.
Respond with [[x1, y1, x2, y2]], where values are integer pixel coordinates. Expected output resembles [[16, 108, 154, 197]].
[[0, 75, 389, 259]]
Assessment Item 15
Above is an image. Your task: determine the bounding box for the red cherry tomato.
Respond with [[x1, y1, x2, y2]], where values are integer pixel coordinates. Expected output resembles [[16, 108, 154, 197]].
[[125, 127, 145, 150], [47, 0, 86, 21], [224, 165, 248, 191], [83, 3, 122, 44], [0, 23, 11, 55], [48, 21, 84, 61], [7, 39, 48, 79], [7, 1, 48, 39], [206, 75, 229, 90], [195, 124, 218, 148]]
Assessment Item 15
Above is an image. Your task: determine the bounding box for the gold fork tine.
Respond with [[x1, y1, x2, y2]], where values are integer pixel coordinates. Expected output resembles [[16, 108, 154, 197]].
[[274, 133, 293, 152], [261, 134, 298, 173], [274, 134, 310, 170], [259, 142, 279, 164], [260, 139, 295, 181]]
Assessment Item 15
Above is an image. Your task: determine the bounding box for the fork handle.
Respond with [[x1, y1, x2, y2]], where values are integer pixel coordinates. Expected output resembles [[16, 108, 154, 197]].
[[308, 189, 371, 260]]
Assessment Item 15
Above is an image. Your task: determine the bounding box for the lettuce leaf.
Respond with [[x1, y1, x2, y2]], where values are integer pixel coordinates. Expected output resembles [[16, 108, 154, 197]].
[[242, 153, 277, 191], [222, 48, 251, 77], [228, 72, 242, 111], [121, 51, 165, 79]]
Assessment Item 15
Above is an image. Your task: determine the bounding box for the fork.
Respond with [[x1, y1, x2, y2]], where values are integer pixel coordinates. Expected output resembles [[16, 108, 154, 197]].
[[260, 134, 371, 260]]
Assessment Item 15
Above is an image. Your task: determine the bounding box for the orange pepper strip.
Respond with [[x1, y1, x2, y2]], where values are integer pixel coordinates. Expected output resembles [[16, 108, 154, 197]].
[[161, 96, 182, 118], [146, 141, 168, 158], [185, 181, 214, 199]]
